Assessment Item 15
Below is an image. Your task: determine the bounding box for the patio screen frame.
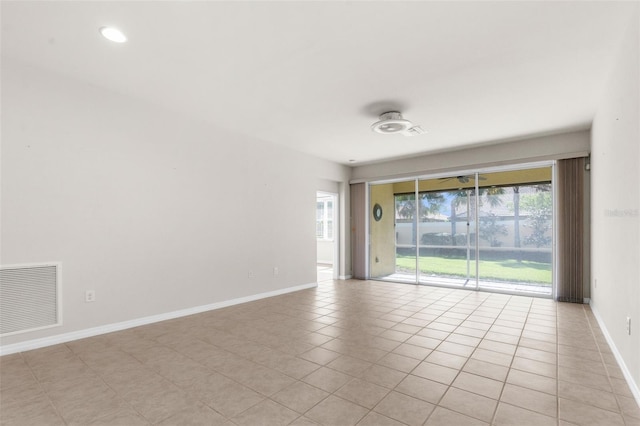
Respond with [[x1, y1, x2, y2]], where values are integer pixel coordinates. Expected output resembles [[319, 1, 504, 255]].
[[366, 162, 556, 298]]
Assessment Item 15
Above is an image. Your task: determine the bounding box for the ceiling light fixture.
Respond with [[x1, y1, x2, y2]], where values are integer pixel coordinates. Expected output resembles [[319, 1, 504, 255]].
[[371, 111, 425, 136], [100, 26, 127, 43]]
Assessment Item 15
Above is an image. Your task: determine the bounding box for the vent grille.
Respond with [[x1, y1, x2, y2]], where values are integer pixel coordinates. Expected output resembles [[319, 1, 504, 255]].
[[0, 264, 60, 336]]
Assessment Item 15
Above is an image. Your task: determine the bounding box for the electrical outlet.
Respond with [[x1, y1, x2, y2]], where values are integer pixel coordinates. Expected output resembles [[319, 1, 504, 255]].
[[594, 278, 597, 288], [248, 271, 254, 279], [273, 267, 279, 276], [85, 290, 96, 303], [626, 317, 631, 335]]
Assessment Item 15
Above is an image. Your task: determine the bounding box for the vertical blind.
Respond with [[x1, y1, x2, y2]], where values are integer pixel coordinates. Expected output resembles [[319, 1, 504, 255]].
[[557, 157, 585, 303], [350, 183, 366, 279]]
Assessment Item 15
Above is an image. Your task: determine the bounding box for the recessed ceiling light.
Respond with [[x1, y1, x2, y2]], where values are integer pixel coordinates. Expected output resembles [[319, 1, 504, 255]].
[[100, 26, 127, 43]]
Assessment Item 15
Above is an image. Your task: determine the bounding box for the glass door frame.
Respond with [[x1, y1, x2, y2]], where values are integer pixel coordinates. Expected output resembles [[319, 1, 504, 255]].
[[366, 161, 556, 298]]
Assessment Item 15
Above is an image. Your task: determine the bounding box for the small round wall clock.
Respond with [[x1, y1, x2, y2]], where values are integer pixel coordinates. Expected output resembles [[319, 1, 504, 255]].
[[373, 203, 383, 221]]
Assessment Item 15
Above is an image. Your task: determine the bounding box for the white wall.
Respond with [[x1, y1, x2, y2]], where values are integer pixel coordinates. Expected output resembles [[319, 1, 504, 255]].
[[0, 60, 350, 348], [351, 130, 589, 182], [316, 241, 334, 265], [590, 10, 640, 400]]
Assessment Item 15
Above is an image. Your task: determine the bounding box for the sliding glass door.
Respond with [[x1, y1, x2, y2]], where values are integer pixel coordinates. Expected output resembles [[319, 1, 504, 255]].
[[417, 177, 478, 288], [476, 171, 553, 295], [368, 165, 553, 296]]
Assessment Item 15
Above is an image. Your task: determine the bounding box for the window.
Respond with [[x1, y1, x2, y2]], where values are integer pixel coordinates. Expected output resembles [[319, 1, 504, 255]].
[[316, 198, 334, 240]]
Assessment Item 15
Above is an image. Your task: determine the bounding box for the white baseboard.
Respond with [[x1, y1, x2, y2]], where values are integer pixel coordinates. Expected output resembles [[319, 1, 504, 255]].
[[338, 275, 352, 280], [0, 282, 317, 356], [590, 302, 640, 407]]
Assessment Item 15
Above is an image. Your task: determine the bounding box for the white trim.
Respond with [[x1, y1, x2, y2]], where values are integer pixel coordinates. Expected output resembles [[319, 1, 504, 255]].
[[333, 193, 340, 281], [414, 178, 420, 284], [338, 182, 348, 282], [338, 275, 352, 280], [474, 173, 480, 291], [0, 282, 317, 356], [583, 298, 591, 304], [364, 182, 370, 279], [590, 302, 640, 407], [552, 161, 558, 301], [0, 323, 62, 338]]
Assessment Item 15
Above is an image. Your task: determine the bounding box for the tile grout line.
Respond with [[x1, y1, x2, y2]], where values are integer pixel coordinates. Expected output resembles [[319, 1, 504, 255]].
[[420, 291, 492, 423], [367, 284, 461, 425], [19, 350, 69, 426], [71, 340, 190, 425], [6, 281, 634, 426], [581, 303, 630, 425], [413, 291, 521, 424], [485, 294, 521, 426]]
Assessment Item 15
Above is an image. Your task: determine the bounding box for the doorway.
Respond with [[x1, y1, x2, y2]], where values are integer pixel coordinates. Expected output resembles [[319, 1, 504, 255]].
[[316, 191, 338, 282]]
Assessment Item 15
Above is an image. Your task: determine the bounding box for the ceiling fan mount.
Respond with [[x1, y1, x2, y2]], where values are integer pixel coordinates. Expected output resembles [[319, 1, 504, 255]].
[[439, 175, 488, 184], [370, 111, 425, 136]]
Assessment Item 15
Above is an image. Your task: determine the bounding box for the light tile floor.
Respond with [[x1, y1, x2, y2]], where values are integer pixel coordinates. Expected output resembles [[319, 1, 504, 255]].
[[317, 264, 334, 283], [386, 273, 552, 296], [1, 280, 639, 425]]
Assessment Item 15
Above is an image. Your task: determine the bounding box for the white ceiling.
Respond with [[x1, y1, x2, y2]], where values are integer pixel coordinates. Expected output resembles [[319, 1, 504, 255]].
[[1, 1, 636, 165]]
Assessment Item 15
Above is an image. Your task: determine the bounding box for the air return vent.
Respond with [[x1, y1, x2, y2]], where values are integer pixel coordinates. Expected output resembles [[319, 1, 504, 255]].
[[0, 263, 61, 336]]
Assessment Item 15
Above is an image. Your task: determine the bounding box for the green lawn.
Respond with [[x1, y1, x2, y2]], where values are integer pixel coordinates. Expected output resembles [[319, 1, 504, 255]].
[[396, 255, 552, 285]]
